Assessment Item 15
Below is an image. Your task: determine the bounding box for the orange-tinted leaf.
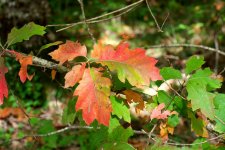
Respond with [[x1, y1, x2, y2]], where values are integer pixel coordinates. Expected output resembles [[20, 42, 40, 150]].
[[51, 69, 56, 80], [49, 40, 87, 64], [0, 58, 8, 105], [74, 68, 112, 126], [160, 122, 168, 141], [0, 107, 26, 121], [9, 50, 33, 83], [19, 56, 33, 83], [123, 89, 144, 111], [64, 63, 86, 88], [150, 103, 172, 120], [91, 42, 161, 87], [159, 122, 174, 141]]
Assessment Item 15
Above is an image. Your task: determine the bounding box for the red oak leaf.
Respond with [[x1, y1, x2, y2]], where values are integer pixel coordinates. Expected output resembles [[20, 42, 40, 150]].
[[49, 40, 87, 64], [150, 103, 172, 120], [0, 60, 8, 105], [8, 50, 33, 83], [74, 68, 112, 126], [64, 63, 86, 88], [91, 42, 162, 87]]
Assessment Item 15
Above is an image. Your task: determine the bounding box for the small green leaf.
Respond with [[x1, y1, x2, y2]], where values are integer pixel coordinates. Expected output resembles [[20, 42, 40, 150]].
[[6, 22, 46, 46], [185, 55, 205, 74], [110, 96, 131, 123], [160, 67, 182, 80], [189, 68, 221, 90], [38, 41, 63, 55], [108, 117, 133, 142], [188, 110, 204, 135], [62, 98, 77, 125], [187, 83, 215, 119], [168, 115, 179, 127], [155, 90, 173, 110]]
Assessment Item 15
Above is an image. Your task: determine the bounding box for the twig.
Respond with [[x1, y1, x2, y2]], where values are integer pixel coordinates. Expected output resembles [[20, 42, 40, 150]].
[[147, 124, 157, 145], [161, 12, 170, 30], [214, 34, 219, 73], [164, 80, 187, 100], [148, 43, 225, 56], [145, 0, 163, 32], [11, 90, 38, 141], [219, 67, 225, 75], [1, 124, 224, 146], [77, 0, 96, 43], [47, 0, 144, 27], [56, 4, 138, 32], [215, 115, 225, 125], [165, 133, 225, 146]]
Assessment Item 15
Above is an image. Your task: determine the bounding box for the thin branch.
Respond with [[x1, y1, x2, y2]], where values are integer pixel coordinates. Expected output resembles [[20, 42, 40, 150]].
[[147, 124, 157, 145], [165, 133, 225, 146], [4, 49, 68, 73], [1, 123, 224, 147], [148, 43, 225, 56], [215, 115, 225, 125], [77, 0, 96, 43], [219, 67, 225, 75], [164, 80, 187, 100], [214, 34, 219, 73], [56, 5, 138, 32], [145, 0, 163, 32], [10, 90, 38, 141], [47, 0, 144, 27], [161, 12, 170, 30]]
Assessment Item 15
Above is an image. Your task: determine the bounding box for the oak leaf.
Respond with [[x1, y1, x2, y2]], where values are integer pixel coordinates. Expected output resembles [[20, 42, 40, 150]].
[[64, 63, 86, 88], [123, 89, 144, 112], [0, 58, 8, 105], [49, 40, 87, 64], [91, 42, 161, 87], [74, 68, 112, 126], [9, 50, 33, 83], [150, 103, 173, 120]]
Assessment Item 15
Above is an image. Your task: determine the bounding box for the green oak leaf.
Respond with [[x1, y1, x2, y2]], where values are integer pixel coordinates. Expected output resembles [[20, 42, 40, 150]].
[[168, 114, 179, 127], [154, 90, 173, 110], [6, 22, 46, 46], [160, 67, 182, 80], [187, 68, 221, 119], [108, 117, 133, 142], [188, 110, 204, 135], [110, 96, 131, 123], [185, 55, 205, 74]]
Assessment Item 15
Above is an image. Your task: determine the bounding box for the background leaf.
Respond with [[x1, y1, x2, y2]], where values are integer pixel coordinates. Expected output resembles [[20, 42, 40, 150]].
[[160, 67, 182, 80], [185, 55, 205, 74], [62, 98, 77, 125]]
